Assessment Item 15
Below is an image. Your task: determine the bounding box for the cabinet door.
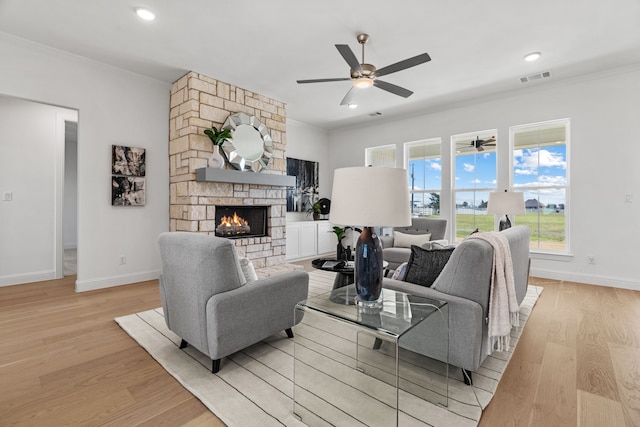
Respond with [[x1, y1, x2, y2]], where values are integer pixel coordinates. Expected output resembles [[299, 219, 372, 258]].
[[316, 222, 336, 255], [286, 224, 301, 260], [299, 222, 317, 257]]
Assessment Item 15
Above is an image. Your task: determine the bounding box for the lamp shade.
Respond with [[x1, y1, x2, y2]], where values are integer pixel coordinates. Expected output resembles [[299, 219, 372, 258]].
[[487, 191, 526, 215], [329, 167, 411, 227]]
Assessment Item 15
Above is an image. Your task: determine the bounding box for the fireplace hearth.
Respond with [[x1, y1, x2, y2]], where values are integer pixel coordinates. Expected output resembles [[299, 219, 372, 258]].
[[214, 206, 267, 239]]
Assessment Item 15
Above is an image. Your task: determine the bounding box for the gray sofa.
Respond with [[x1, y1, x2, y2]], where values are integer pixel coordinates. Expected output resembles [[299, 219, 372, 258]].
[[158, 232, 309, 373], [380, 217, 448, 271], [382, 225, 530, 384]]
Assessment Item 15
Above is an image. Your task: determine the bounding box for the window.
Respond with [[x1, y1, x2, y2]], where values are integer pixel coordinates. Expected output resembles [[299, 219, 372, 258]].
[[404, 138, 441, 217], [452, 130, 497, 241], [365, 144, 396, 167], [511, 119, 569, 251]]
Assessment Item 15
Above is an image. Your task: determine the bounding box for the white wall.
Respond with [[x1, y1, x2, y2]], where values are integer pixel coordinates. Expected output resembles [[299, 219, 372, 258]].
[[285, 119, 330, 222], [0, 34, 170, 291], [327, 65, 640, 290]]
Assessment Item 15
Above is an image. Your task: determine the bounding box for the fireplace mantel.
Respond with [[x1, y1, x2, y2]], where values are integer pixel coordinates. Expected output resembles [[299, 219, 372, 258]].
[[196, 167, 295, 187]]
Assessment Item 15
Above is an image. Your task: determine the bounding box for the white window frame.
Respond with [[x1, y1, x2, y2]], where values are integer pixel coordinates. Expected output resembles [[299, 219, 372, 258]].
[[451, 129, 498, 240], [365, 143, 397, 167], [403, 138, 442, 217], [510, 118, 570, 254]]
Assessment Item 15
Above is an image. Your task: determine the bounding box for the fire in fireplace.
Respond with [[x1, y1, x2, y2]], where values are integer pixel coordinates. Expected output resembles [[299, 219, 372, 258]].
[[216, 212, 250, 236], [214, 206, 267, 239]]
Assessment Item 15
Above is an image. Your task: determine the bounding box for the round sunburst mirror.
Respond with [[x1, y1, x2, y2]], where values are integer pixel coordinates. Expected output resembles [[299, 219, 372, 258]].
[[221, 112, 273, 173]]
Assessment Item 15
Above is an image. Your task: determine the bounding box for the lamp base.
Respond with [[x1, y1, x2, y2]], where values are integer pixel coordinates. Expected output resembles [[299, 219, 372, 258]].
[[498, 215, 512, 231], [354, 226, 384, 303]]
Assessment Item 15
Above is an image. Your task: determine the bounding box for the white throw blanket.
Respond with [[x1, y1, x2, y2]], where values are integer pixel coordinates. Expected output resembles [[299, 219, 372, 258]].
[[468, 232, 519, 353]]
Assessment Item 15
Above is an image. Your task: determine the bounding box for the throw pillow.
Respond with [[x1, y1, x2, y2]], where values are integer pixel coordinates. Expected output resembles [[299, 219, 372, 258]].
[[391, 262, 409, 281], [238, 257, 258, 282], [404, 245, 455, 287], [393, 231, 431, 248]]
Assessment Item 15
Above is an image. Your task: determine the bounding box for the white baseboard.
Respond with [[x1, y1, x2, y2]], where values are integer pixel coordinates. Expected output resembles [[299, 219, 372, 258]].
[[530, 267, 640, 291], [0, 270, 56, 287], [75, 270, 161, 292]]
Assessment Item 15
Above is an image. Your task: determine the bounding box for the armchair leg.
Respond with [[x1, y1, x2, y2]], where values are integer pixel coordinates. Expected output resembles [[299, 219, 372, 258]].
[[212, 359, 221, 373], [179, 339, 188, 349], [285, 328, 294, 338], [462, 368, 473, 386]]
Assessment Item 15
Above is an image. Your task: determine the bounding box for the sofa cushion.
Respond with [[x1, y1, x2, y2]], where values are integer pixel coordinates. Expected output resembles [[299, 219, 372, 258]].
[[404, 245, 455, 287], [393, 231, 431, 248]]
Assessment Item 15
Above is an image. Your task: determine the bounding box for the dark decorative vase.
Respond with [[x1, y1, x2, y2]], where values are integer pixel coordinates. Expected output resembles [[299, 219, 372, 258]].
[[336, 243, 345, 260], [354, 227, 384, 304]]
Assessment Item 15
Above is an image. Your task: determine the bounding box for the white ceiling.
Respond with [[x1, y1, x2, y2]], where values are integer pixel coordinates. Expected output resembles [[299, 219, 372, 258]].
[[1, 0, 639, 129]]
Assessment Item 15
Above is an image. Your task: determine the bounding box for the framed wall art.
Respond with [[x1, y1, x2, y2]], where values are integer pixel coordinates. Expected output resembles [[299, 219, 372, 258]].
[[112, 145, 146, 206], [286, 157, 318, 212]]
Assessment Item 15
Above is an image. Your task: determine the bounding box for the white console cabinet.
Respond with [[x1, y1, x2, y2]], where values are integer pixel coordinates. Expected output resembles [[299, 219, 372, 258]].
[[286, 221, 336, 261]]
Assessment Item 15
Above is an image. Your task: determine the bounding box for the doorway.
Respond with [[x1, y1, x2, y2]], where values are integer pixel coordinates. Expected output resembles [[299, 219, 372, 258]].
[[0, 94, 78, 286], [63, 120, 78, 276]]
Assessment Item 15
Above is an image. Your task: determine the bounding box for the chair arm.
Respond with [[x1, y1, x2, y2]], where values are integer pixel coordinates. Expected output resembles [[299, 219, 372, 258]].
[[205, 271, 309, 359]]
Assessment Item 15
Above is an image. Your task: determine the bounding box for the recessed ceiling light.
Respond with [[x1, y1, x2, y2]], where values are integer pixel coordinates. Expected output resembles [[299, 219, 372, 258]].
[[135, 8, 156, 21], [348, 103, 358, 109], [524, 52, 541, 62]]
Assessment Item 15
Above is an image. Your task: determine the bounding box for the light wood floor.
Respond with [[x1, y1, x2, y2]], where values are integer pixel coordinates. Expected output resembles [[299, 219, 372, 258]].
[[1, 271, 639, 426]]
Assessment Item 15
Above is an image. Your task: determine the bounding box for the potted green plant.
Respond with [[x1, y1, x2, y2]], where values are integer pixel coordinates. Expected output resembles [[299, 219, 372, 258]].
[[330, 226, 361, 260], [306, 202, 321, 220], [203, 125, 232, 168]]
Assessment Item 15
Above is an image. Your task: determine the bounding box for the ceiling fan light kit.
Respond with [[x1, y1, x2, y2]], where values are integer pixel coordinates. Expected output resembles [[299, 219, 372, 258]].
[[296, 33, 431, 105], [353, 77, 373, 89]]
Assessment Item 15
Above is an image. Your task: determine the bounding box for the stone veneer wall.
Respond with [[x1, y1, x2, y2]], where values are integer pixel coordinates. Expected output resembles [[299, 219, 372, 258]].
[[168, 72, 288, 268]]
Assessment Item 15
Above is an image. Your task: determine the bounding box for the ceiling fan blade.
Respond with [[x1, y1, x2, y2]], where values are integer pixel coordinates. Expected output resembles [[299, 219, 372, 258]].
[[297, 77, 352, 84], [376, 53, 432, 77], [340, 87, 356, 105], [373, 79, 413, 98], [335, 44, 362, 72]]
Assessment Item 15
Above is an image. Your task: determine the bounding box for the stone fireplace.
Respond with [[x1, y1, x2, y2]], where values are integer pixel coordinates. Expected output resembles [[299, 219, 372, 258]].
[[168, 72, 289, 268]]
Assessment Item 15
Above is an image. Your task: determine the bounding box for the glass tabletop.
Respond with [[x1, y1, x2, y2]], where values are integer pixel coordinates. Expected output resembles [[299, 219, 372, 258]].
[[296, 284, 447, 339]]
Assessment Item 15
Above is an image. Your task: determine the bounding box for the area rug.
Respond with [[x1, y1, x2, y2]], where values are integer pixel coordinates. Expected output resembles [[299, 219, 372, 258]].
[[115, 270, 542, 426]]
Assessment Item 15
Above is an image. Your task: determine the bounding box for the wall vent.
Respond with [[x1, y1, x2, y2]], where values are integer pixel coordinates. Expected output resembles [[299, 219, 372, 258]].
[[520, 70, 551, 83]]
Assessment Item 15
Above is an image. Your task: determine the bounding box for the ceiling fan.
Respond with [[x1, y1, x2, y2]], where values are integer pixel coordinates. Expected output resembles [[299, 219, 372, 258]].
[[458, 136, 496, 152], [296, 33, 431, 106]]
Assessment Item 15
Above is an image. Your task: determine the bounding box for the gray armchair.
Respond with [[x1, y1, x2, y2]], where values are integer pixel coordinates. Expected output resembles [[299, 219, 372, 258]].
[[380, 217, 448, 271], [158, 232, 309, 373]]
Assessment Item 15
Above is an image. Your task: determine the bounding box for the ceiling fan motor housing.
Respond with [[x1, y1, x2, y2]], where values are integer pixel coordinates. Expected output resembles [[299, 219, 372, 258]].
[[350, 63, 376, 79]]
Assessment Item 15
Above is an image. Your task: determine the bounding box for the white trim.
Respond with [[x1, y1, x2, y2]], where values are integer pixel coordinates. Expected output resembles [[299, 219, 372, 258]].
[[75, 269, 161, 292], [0, 270, 56, 287], [530, 251, 574, 262], [530, 268, 640, 291]]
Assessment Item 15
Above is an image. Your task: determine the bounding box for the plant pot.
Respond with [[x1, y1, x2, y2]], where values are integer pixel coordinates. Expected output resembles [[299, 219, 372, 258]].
[[313, 213, 320, 220], [208, 145, 225, 169]]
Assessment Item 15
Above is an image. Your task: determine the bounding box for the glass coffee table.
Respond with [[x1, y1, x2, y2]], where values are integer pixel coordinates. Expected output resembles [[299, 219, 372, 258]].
[[293, 285, 448, 427]]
